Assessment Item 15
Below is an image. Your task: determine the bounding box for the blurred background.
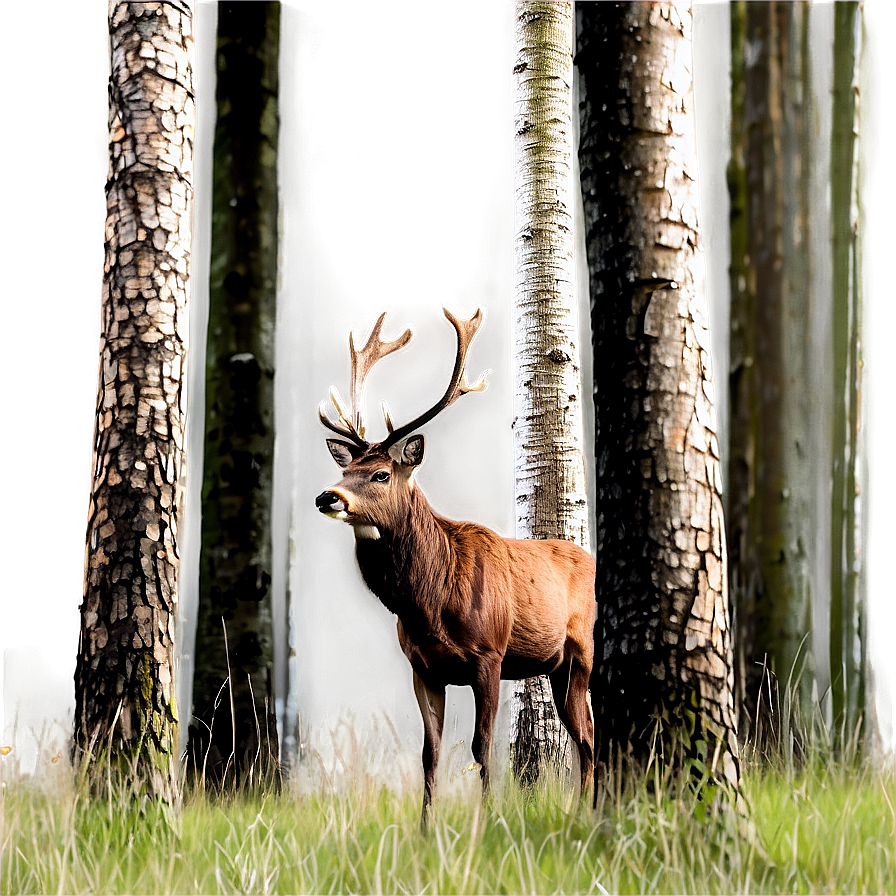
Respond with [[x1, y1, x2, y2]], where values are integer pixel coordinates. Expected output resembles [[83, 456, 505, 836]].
[[0, 2, 894, 764]]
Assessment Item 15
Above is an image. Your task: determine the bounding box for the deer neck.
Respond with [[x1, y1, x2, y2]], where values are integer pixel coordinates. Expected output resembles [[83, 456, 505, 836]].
[[354, 485, 451, 624]]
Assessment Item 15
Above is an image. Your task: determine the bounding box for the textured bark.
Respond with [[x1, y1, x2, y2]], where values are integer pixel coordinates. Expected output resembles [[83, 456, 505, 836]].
[[577, 2, 738, 786], [188, 1, 281, 789], [511, 1, 591, 785], [74, 1, 194, 798]]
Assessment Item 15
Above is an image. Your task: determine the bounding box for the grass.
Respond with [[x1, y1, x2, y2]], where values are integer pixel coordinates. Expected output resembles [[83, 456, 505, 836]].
[[2, 742, 893, 895]]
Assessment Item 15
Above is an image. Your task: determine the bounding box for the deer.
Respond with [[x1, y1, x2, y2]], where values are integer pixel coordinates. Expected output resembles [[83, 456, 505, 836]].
[[314, 307, 596, 823]]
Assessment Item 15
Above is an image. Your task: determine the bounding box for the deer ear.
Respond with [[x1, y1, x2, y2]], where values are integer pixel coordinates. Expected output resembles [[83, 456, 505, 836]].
[[400, 434, 425, 468], [326, 439, 361, 469]]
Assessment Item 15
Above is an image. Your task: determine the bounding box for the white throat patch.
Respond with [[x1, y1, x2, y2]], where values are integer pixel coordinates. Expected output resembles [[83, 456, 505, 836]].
[[352, 524, 381, 540]]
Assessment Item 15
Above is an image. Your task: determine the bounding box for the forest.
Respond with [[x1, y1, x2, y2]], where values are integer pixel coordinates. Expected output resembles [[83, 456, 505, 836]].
[[1, 1, 894, 894]]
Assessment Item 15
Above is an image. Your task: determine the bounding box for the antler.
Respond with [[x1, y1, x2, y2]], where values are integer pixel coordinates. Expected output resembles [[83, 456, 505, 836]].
[[350, 313, 412, 436], [381, 307, 489, 449], [318, 312, 411, 447]]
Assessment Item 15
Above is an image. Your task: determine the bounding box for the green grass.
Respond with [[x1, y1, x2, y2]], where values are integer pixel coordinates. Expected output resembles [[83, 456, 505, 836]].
[[3, 749, 893, 895]]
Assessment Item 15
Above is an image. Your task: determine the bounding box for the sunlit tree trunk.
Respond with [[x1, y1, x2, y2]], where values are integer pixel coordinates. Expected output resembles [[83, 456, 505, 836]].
[[74, 0, 194, 799], [577, 2, 739, 787], [511, 0, 591, 786], [188, 1, 281, 789]]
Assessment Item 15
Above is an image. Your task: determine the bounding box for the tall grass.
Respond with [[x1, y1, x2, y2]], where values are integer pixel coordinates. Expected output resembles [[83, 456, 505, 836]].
[[3, 738, 893, 895]]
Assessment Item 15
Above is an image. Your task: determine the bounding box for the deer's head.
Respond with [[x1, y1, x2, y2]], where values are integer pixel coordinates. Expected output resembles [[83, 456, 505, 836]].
[[315, 308, 488, 537]]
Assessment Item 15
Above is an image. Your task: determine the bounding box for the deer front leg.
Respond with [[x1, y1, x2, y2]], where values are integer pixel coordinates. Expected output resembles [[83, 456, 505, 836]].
[[472, 655, 502, 797], [413, 670, 445, 826], [549, 658, 595, 799]]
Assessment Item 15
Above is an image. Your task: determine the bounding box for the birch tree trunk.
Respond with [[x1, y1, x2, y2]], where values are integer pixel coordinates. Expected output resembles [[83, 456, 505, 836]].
[[188, 0, 281, 791], [577, 2, 738, 788], [511, 1, 591, 786], [74, 0, 194, 799]]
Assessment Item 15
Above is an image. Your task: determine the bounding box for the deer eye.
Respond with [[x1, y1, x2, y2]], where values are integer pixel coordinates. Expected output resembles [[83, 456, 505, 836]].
[[371, 470, 390, 483]]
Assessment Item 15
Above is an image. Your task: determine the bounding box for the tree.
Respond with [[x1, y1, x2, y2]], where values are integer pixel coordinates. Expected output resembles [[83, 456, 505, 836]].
[[726, 1, 870, 758], [727, 0, 815, 745], [188, 1, 281, 789], [74, 0, 194, 799], [576, 2, 739, 787], [510, 1, 592, 786], [859, 3, 896, 757], [816, 2, 861, 734], [725, 3, 759, 733]]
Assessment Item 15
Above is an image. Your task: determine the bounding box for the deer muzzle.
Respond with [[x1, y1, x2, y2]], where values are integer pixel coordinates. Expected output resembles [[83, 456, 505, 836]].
[[315, 490, 348, 518]]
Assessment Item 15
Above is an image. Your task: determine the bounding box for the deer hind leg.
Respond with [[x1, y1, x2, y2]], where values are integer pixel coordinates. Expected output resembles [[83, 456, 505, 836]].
[[413, 670, 445, 826], [549, 658, 595, 799], [472, 654, 502, 798]]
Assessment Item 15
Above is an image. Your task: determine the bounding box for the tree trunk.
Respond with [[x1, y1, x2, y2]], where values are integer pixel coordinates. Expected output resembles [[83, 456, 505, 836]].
[[511, 0, 591, 786], [744, 2, 802, 737], [726, 2, 761, 736], [74, 0, 194, 800], [188, 0, 281, 789], [577, 2, 739, 787], [727, 0, 867, 757], [822, 2, 858, 733], [731, 3, 809, 746], [776, 2, 818, 752], [858, 3, 896, 761]]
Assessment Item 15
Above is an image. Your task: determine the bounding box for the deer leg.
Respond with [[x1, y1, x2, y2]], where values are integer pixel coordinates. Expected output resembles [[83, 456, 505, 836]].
[[549, 659, 595, 798], [471, 656, 502, 798], [413, 670, 445, 825]]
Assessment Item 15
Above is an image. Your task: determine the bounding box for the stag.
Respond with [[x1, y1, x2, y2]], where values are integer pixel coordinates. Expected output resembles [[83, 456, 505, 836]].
[[315, 308, 596, 822]]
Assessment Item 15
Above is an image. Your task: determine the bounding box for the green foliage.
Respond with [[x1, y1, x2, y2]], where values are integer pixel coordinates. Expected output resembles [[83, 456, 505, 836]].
[[3, 751, 892, 895]]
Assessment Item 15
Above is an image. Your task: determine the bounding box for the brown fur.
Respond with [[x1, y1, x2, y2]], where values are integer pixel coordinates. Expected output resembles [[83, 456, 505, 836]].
[[317, 437, 596, 823]]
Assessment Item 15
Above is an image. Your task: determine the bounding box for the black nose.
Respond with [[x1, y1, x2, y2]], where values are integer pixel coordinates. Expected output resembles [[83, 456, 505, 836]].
[[316, 491, 346, 514]]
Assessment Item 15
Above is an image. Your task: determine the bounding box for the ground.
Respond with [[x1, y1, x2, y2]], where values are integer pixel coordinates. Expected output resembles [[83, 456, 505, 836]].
[[2, 742, 893, 895]]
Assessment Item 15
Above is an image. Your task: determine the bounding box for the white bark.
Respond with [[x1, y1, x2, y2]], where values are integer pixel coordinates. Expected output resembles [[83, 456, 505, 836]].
[[510, 0, 591, 783]]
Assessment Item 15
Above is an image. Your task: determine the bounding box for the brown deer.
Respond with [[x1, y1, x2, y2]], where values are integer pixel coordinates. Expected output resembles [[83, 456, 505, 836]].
[[315, 307, 596, 822]]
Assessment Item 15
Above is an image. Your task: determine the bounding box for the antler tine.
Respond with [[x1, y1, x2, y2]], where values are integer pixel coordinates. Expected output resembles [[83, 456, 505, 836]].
[[382, 400, 395, 434], [349, 312, 412, 438], [382, 307, 489, 449], [318, 399, 366, 447]]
